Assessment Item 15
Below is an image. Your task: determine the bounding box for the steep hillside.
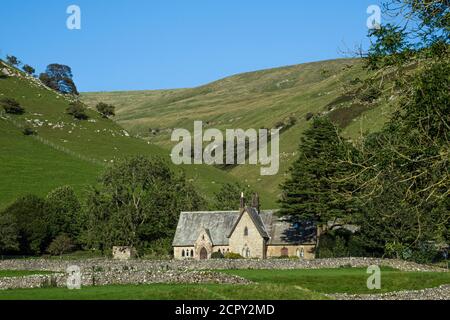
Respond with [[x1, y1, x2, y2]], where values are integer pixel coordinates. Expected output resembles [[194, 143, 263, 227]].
[[0, 61, 267, 209], [82, 58, 395, 200]]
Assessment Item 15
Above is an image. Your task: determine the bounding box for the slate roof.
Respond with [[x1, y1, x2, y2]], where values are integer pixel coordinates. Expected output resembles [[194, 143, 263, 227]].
[[172, 208, 316, 246]]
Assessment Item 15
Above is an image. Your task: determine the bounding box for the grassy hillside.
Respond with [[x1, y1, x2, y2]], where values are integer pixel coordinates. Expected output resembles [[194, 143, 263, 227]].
[[0, 61, 265, 209], [82, 58, 394, 200]]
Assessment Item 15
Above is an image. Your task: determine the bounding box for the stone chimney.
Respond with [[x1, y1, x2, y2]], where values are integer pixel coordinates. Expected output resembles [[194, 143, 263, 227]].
[[251, 193, 260, 213], [240, 192, 245, 213]]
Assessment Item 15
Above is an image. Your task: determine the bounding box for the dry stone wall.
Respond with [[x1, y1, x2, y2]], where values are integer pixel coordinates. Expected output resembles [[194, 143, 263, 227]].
[[0, 257, 445, 273]]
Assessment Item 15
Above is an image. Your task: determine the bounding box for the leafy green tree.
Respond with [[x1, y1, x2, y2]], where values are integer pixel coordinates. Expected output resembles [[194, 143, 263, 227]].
[[47, 234, 74, 258], [39, 64, 78, 95], [45, 186, 83, 243], [1, 195, 49, 255], [0, 213, 19, 254], [279, 116, 357, 227], [96, 102, 115, 118], [6, 55, 21, 67], [213, 183, 255, 210], [346, 0, 450, 260], [22, 65, 35, 75], [66, 102, 88, 120], [84, 156, 206, 253]]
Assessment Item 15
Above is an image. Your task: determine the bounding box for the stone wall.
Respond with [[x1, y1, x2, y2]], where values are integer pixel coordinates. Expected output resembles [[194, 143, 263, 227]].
[[0, 270, 251, 290], [0, 257, 445, 273], [266, 245, 315, 260], [229, 211, 265, 258]]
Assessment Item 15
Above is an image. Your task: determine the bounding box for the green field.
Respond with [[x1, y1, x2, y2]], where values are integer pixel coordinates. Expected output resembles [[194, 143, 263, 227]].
[[0, 62, 270, 208], [1, 57, 395, 208], [82, 58, 394, 201], [0, 268, 448, 300], [0, 270, 54, 278]]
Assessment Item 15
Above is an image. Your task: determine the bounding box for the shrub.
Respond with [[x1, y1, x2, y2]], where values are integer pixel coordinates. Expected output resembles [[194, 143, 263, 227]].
[[224, 252, 243, 259], [305, 112, 314, 121], [23, 127, 36, 136], [211, 251, 224, 259], [66, 102, 88, 120], [0, 98, 25, 114], [22, 65, 35, 75], [96, 102, 115, 118], [47, 234, 74, 258]]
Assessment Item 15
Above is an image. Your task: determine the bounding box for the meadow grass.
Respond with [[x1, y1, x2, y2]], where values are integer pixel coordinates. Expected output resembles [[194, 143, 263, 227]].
[[0, 267, 448, 300]]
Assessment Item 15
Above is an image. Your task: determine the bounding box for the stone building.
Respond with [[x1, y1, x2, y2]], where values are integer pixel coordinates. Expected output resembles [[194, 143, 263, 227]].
[[172, 194, 316, 260]]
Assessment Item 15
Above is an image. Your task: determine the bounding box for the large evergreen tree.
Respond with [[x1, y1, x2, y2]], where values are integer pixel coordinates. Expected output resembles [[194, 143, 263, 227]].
[[279, 117, 356, 227]]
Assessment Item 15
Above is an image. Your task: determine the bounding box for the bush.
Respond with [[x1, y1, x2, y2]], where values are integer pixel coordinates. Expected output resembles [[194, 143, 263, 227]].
[[23, 127, 36, 136], [22, 65, 35, 75], [96, 102, 115, 118], [224, 252, 243, 259], [47, 234, 74, 258], [1, 98, 25, 114], [211, 251, 224, 259], [66, 102, 88, 120], [305, 112, 314, 121]]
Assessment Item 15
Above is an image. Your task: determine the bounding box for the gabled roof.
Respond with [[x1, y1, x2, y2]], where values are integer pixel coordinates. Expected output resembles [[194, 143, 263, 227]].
[[172, 211, 240, 246], [227, 207, 270, 239], [172, 209, 316, 247]]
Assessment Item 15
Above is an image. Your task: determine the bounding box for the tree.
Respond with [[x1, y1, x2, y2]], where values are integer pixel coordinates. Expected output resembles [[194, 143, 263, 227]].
[[213, 183, 255, 210], [279, 116, 357, 227], [1, 195, 49, 255], [39, 64, 78, 95], [0, 213, 19, 254], [345, 0, 450, 260], [0, 98, 25, 114], [45, 186, 83, 243], [22, 65, 35, 75], [66, 102, 88, 120], [6, 55, 21, 67], [96, 102, 115, 118], [84, 156, 206, 253], [47, 234, 74, 258]]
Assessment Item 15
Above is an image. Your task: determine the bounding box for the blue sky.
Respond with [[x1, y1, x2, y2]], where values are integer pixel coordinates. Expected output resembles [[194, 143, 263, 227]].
[[0, 0, 383, 92]]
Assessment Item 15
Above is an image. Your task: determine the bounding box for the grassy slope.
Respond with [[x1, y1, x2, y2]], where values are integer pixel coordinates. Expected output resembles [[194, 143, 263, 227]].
[[82, 58, 392, 200], [0, 62, 264, 208], [0, 268, 448, 300]]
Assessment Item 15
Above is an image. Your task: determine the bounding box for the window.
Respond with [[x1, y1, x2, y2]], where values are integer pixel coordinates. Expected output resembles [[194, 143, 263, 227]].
[[181, 250, 185, 257], [246, 248, 251, 258], [191, 250, 194, 257], [244, 227, 248, 236], [185, 250, 189, 257], [281, 247, 289, 257], [202, 235, 205, 240]]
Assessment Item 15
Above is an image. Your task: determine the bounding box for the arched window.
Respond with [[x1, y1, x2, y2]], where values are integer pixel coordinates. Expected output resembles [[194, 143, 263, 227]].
[[218, 249, 221, 253], [182, 250, 185, 257], [244, 227, 248, 236], [190, 250, 194, 257], [246, 248, 251, 258], [300, 248, 305, 258], [202, 235, 205, 241]]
